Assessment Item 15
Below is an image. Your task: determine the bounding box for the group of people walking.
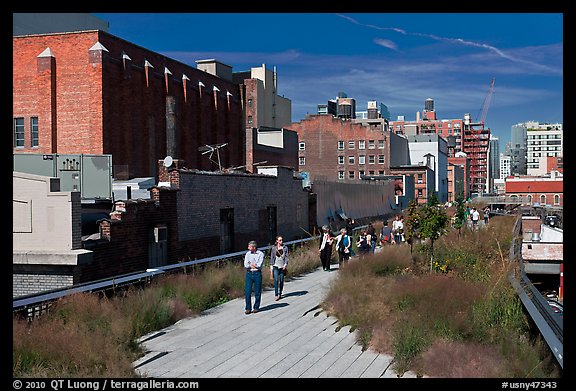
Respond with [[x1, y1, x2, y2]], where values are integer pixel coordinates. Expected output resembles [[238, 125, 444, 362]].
[[244, 214, 409, 314]]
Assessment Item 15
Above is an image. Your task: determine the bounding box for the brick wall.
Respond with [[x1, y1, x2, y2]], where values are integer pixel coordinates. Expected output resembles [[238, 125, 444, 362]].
[[13, 272, 73, 297], [13, 31, 246, 179], [173, 167, 310, 256], [290, 115, 391, 183], [80, 187, 178, 282], [78, 167, 311, 283]]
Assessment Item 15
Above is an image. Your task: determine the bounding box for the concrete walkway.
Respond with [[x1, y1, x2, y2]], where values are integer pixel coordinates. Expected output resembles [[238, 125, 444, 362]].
[[133, 262, 418, 378]]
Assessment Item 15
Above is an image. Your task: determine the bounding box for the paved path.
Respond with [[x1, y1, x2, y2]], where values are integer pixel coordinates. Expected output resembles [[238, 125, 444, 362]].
[[133, 262, 418, 378]]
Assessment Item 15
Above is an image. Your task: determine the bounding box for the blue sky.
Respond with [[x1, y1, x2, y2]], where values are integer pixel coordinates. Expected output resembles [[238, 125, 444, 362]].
[[95, 13, 563, 148]]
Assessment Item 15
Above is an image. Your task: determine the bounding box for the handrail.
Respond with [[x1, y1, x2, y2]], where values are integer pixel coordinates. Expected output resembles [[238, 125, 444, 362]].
[[507, 212, 563, 369], [12, 236, 320, 314]]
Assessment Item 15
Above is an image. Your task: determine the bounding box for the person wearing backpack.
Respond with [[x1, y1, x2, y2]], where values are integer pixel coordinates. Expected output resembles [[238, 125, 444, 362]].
[[335, 228, 351, 269], [380, 220, 393, 245]]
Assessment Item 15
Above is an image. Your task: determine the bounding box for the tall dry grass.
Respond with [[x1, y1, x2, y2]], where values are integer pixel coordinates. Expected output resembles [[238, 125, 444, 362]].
[[13, 244, 323, 378], [323, 215, 561, 378]]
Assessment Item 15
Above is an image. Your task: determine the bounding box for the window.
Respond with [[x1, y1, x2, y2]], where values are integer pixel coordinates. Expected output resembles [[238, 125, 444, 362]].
[[369, 170, 375, 176], [368, 155, 375, 164], [359, 170, 365, 177], [418, 189, 423, 197], [338, 171, 344, 180], [338, 156, 344, 165], [247, 116, 253, 125], [348, 140, 355, 149], [510, 195, 518, 202], [338, 141, 345, 150], [527, 195, 532, 204], [358, 155, 365, 165], [540, 194, 546, 204], [368, 140, 375, 149], [417, 174, 423, 183], [14, 117, 24, 147], [379, 170, 384, 175], [378, 140, 384, 149], [299, 142, 306, 151], [348, 171, 355, 179], [248, 98, 253, 107], [348, 156, 355, 165], [378, 155, 384, 164], [358, 140, 365, 149], [554, 194, 560, 205], [31, 117, 39, 147], [299, 157, 305, 166]]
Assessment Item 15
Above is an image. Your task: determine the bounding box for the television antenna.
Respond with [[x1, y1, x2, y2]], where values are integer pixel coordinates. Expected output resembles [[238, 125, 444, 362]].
[[198, 143, 228, 171], [226, 161, 268, 172]]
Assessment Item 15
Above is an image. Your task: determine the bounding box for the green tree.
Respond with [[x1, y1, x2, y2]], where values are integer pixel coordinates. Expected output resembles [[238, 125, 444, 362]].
[[453, 192, 466, 236], [418, 196, 450, 272], [403, 199, 420, 255]]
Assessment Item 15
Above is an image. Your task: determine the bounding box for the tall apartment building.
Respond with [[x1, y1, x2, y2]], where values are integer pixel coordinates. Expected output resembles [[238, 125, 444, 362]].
[[509, 123, 528, 175], [526, 122, 563, 175], [488, 135, 500, 193], [509, 121, 563, 176], [500, 153, 511, 179]]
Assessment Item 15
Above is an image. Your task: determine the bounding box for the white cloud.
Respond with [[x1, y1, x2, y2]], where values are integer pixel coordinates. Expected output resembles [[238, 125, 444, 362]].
[[373, 38, 399, 51]]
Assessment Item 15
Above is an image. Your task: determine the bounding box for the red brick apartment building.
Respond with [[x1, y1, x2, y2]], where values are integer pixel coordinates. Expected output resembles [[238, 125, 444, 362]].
[[290, 114, 407, 183], [13, 30, 246, 179]]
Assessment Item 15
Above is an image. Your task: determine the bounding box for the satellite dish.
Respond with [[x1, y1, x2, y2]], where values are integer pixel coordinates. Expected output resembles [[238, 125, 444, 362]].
[[163, 156, 173, 167]]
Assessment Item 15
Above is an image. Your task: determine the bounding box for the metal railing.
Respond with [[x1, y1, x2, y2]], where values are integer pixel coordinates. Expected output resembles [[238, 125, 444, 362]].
[[508, 213, 563, 369], [13, 236, 320, 318], [13, 224, 371, 319]]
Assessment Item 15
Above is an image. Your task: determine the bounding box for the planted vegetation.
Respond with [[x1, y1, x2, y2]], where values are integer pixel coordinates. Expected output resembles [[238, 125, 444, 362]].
[[323, 214, 560, 378], [13, 212, 560, 378]]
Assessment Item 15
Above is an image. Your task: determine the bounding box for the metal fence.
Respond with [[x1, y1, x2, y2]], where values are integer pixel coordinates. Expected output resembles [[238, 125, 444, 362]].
[[507, 213, 563, 369]]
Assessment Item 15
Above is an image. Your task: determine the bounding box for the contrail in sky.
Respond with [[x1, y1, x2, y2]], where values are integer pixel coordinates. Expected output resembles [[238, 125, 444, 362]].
[[336, 14, 559, 74]]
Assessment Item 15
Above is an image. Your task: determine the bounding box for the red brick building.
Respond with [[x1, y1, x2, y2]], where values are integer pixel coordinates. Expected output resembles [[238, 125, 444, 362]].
[[505, 171, 563, 207], [13, 30, 246, 179], [290, 114, 405, 184]]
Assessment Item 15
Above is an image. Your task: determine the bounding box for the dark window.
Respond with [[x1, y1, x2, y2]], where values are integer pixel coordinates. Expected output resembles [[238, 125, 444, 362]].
[[14, 117, 24, 147], [31, 117, 39, 147]]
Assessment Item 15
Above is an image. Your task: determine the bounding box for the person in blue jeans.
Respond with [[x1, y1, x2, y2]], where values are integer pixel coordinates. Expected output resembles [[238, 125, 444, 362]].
[[269, 236, 288, 301], [244, 240, 264, 314]]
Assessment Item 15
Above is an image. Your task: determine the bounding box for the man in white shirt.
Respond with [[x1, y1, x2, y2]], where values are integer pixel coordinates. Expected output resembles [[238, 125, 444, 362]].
[[244, 240, 264, 314], [471, 208, 480, 230]]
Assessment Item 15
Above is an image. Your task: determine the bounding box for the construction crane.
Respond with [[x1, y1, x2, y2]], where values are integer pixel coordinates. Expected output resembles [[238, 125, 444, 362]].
[[476, 77, 495, 125]]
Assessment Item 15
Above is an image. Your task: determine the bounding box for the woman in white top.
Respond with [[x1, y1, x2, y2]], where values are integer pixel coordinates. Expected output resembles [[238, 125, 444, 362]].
[[392, 215, 404, 245]]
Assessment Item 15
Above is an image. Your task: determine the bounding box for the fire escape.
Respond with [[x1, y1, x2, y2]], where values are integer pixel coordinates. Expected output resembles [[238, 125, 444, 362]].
[[463, 78, 494, 194]]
